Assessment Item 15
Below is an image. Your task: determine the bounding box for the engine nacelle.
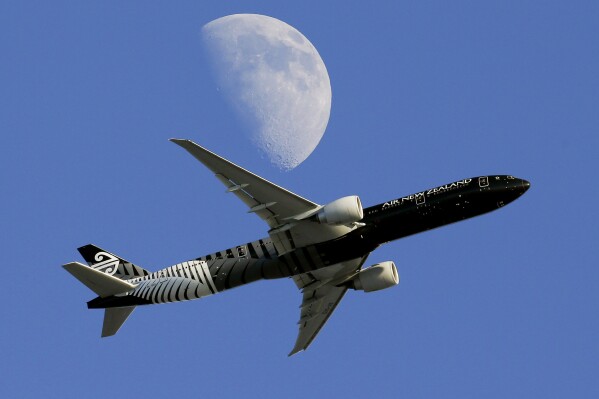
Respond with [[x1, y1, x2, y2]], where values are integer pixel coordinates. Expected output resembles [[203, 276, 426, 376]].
[[315, 195, 364, 225], [350, 261, 399, 293]]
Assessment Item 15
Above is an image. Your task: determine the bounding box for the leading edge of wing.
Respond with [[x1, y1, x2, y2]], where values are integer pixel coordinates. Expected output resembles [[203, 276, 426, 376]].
[[170, 139, 319, 228]]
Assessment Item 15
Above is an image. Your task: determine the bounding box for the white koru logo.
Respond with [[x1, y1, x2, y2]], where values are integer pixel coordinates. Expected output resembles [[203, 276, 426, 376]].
[[91, 251, 120, 276]]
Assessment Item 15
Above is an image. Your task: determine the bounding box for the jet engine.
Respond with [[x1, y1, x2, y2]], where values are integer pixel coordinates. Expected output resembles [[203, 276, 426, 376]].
[[313, 195, 363, 225], [349, 261, 399, 292]]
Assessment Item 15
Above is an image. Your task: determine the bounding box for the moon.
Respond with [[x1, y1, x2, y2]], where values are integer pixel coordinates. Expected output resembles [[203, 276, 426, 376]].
[[202, 14, 332, 170]]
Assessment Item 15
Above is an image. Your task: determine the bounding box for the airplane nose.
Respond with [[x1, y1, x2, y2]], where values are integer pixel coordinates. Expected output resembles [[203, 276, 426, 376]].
[[499, 177, 530, 204], [491, 176, 530, 208], [521, 179, 531, 193]]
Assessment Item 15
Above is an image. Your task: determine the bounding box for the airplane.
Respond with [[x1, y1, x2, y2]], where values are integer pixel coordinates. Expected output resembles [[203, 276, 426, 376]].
[[63, 139, 530, 355]]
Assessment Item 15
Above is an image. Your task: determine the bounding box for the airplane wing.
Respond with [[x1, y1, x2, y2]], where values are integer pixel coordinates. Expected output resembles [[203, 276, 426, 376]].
[[289, 256, 368, 356], [172, 139, 365, 354], [171, 139, 320, 229]]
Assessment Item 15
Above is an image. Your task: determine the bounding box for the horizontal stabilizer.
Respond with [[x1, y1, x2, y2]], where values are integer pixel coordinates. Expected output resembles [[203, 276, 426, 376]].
[[102, 306, 135, 337], [63, 262, 136, 298]]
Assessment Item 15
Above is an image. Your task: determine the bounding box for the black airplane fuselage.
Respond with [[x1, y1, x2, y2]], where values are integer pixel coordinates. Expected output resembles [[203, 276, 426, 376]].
[[307, 175, 530, 268], [88, 175, 529, 309], [71, 139, 531, 352], [281, 175, 530, 276]]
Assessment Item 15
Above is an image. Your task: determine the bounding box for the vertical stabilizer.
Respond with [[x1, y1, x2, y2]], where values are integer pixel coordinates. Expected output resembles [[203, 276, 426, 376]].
[[78, 244, 150, 280], [102, 307, 136, 337]]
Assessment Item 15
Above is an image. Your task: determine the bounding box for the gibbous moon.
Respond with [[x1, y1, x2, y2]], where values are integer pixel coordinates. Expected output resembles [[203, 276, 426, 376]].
[[202, 14, 332, 170]]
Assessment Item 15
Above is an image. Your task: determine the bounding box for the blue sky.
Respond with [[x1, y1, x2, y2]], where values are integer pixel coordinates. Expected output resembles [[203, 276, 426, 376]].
[[2, 1, 598, 398]]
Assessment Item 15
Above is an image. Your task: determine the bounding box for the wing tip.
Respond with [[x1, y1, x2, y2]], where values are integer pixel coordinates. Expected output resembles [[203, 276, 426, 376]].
[[169, 138, 189, 145], [288, 347, 304, 357], [170, 138, 212, 154]]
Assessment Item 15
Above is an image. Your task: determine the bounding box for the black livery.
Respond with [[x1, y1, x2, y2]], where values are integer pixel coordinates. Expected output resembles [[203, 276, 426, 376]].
[[63, 139, 530, 355]]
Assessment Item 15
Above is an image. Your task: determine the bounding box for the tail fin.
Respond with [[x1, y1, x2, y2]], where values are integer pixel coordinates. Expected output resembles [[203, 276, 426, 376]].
[[102, 307, 135, 337], [78, 244, 150, 280]]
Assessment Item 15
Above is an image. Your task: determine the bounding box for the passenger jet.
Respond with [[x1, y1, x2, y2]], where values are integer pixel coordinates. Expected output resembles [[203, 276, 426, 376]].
[[63, 139, 530, 355]]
